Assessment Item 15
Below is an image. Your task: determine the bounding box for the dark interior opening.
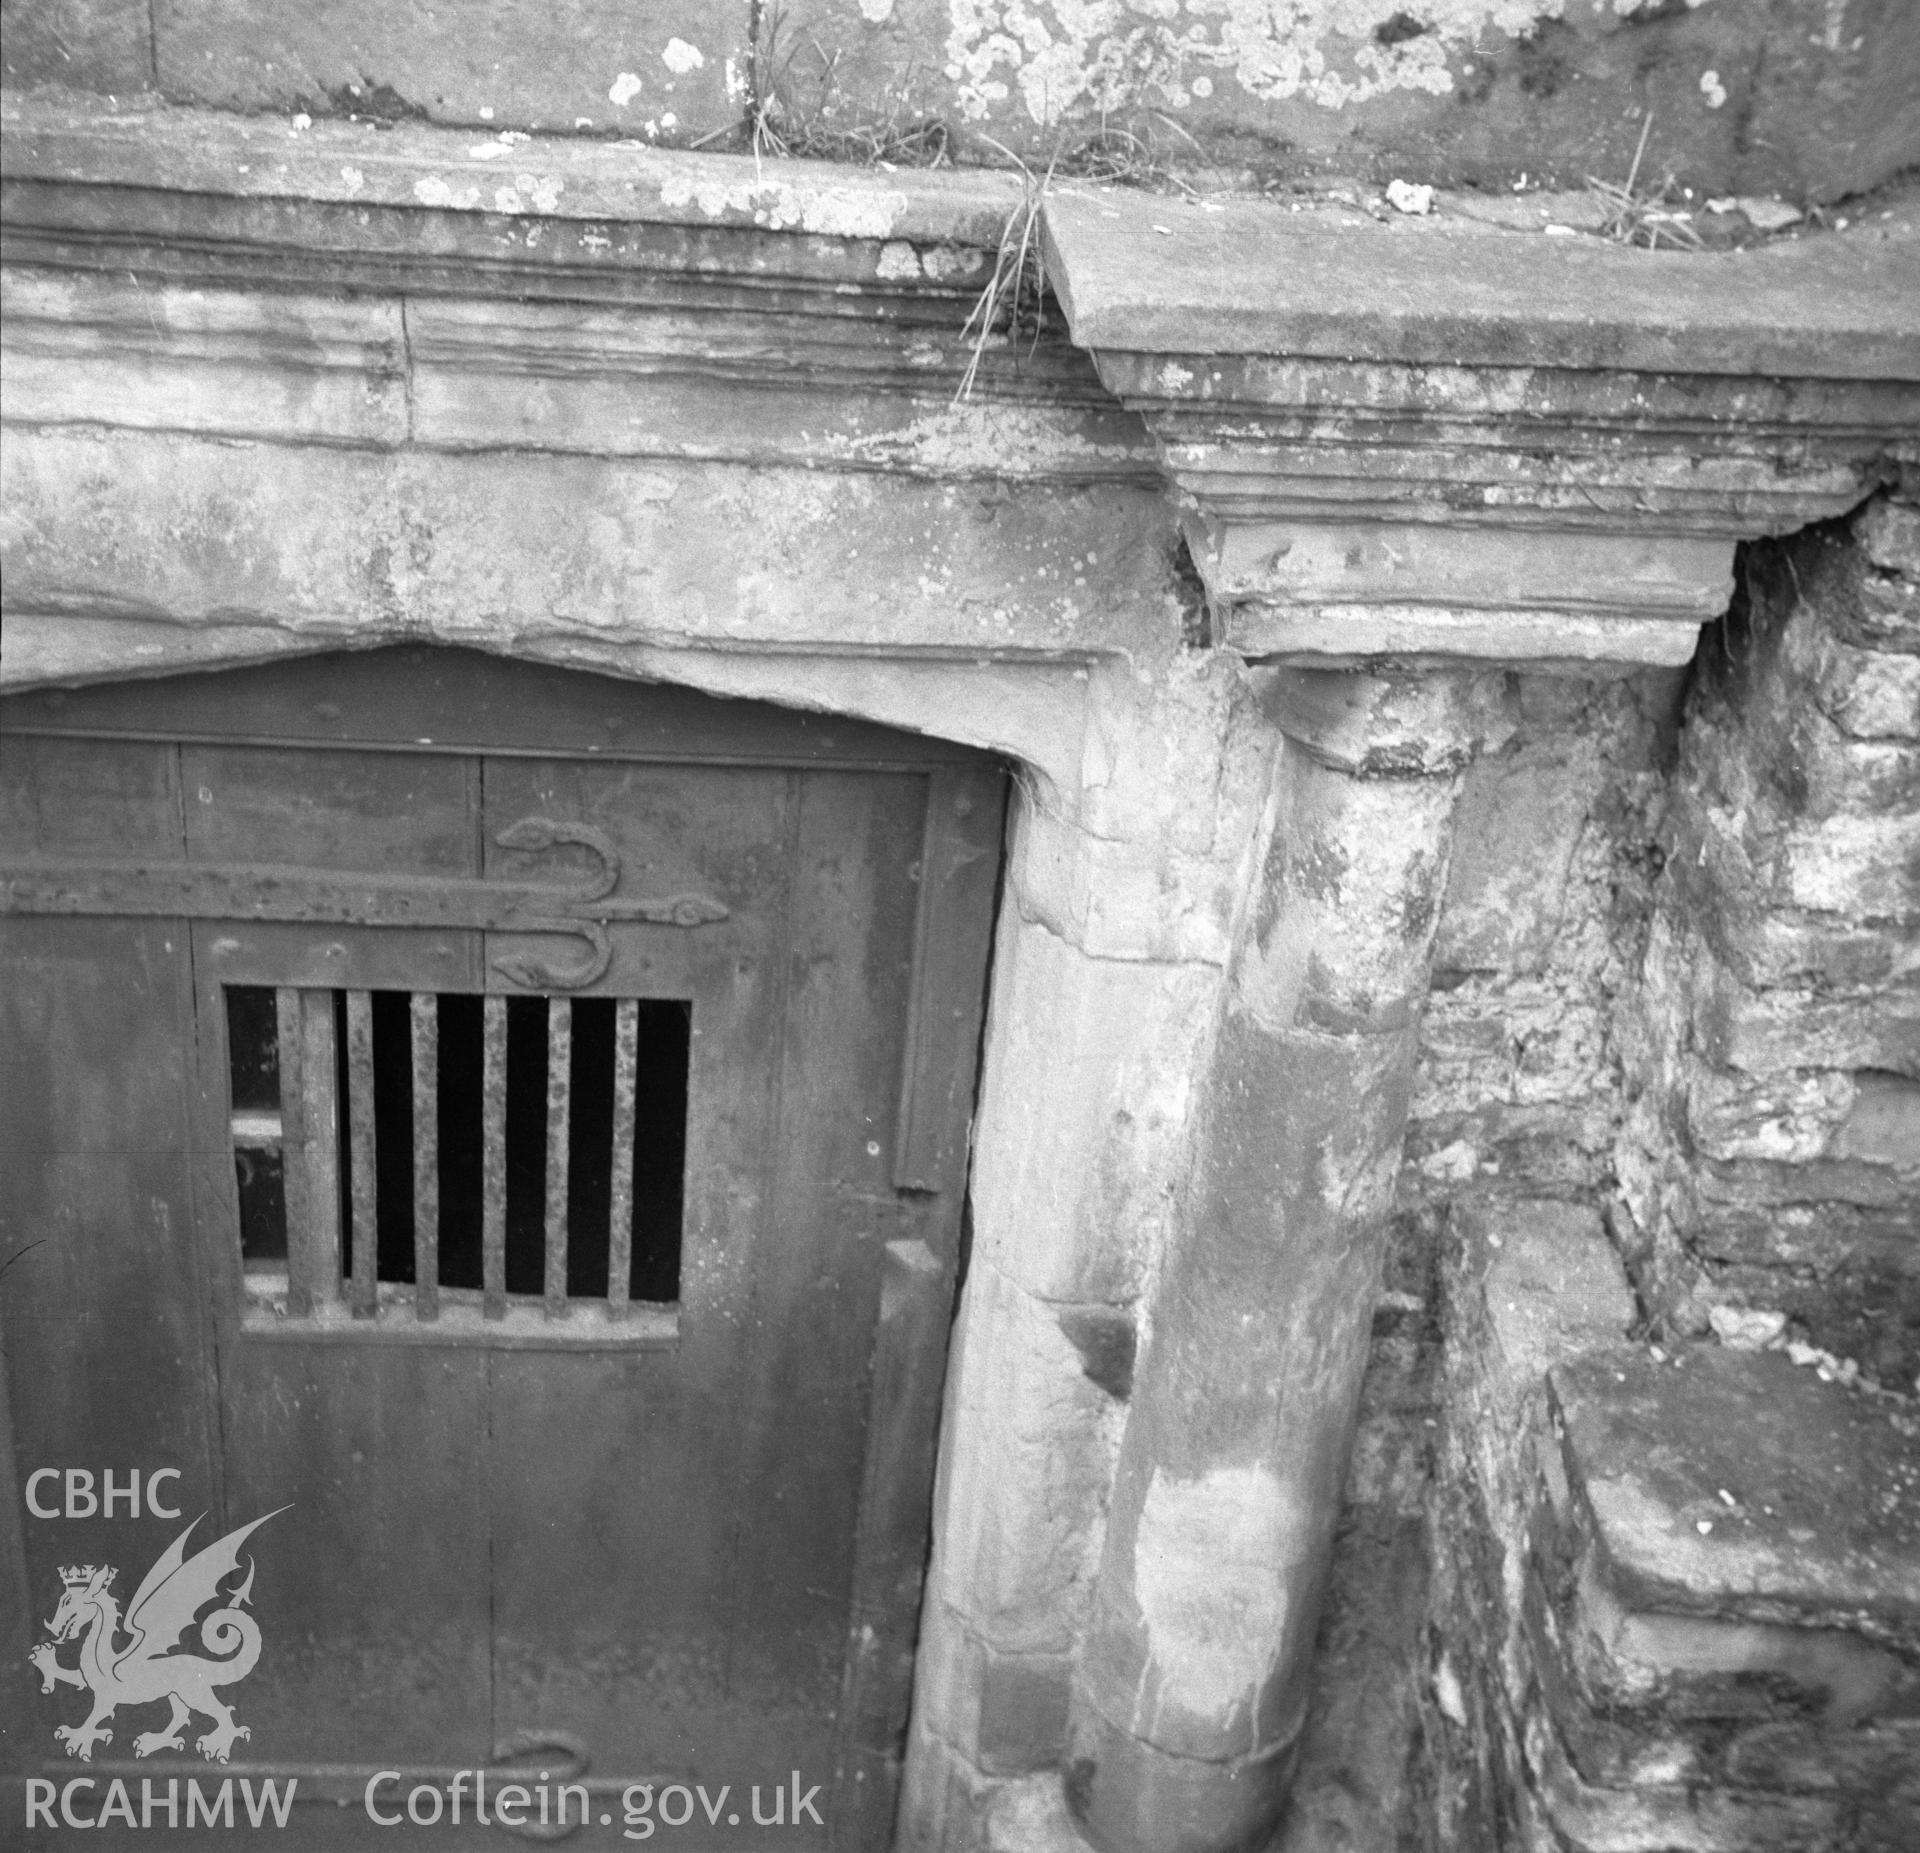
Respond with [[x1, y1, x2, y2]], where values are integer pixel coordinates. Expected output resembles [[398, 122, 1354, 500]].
[[227, 984, 689, 1303], [225, 986, 287, 1264]]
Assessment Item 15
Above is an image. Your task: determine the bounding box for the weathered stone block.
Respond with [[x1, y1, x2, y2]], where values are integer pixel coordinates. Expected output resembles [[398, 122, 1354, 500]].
[[0, 0, 152, 91], [1439, 1195, 1637, 1683], [1848, 569, 1920, 656], [1451, 1200, 1638, 1441], [1433, 730, 1593, 977], [0, 427, 1179, 700], [1685, 931, 1920, 1079], [1722, 1716, 1920, 1800], [1691, 1197, 1920, 1276], [1780, 812, 1920, 918], [1548, 1348, 1920, 1651], [152, 0, 748, 139], [781, 0, 1919, 203], [1787, 616, 1920, 741], [1684, 1060, 1920, 1183], [1236, 758, 1463, 1035], [909, 1596, 1073, 1778], [1776, 710, 1920, 821], [1691, 1151, 1918, 1214], [1835, 1070, 1920, 1169], [976, 1646, 1075, 1777], [981, 1773, 1085, 1853], [1415, 977, 1613, 1116], [1858, 497, 1920, 581], [1009, 794, 1246, 969], [0, 269, 410, 447], [896, 1710, 998, 1853], [1665, 795, 1920, 991], [923, 1263, 1123, 1658], [1075, 657, 1265, 864], [1205, 518, 1728, 656], [1514, 1347, 1920, 1849], [965, 909, 1218, 1306], [1524, 1700, 1848, 1853], [1684, 1064, 1857, 1167]]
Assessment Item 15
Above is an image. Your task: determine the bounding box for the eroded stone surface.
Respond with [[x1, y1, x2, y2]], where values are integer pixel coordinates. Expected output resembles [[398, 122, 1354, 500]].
[[9, 0, 1918, 199], [1, 0, 152, 92], [1552, 1347, 1920, 1648], [1620, 497, 1920, 1387], [150, 0, 746, 139], [777, 0, 1919, 202], [1043, 187, 1920, 376], [965, 914, 1222, 1306]]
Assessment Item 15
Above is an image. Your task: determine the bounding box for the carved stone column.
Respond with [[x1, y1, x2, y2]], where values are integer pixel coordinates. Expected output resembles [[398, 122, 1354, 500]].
[[1064, 669, 1511, 1852], [1039, 190, 1917, 1853]]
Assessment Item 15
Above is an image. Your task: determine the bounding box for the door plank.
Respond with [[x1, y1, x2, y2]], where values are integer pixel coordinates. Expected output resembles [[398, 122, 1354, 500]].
[[0, 916, 222, 1744], [833, 766, 1005, 1842], [214, 1340, 493, 1763], [0, 732, 181, 860], [725, 772, 927, 1719], [891, 765, 1009, 1204], [182, 744, 478, 877], [485, 762, 799, 1790]]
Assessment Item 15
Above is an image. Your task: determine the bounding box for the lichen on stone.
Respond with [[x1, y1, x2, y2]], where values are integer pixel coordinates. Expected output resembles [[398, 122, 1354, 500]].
[[943, 0, 1590, 125]]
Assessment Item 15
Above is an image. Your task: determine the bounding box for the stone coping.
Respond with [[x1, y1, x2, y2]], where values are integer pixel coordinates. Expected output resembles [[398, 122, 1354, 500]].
[[0, 89, 1025, 248], [1040, 187, 1920, 381], [1550, 1347, 1920, 1653], [10, 90, 1918, 394]]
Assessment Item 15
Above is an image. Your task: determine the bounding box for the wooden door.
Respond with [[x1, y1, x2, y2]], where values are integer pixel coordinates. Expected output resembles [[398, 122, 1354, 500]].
[[0, 650, 1003, 1848]]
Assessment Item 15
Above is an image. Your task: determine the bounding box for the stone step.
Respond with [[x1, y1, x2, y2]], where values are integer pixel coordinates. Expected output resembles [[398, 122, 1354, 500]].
[[1513, 1346, 1920, 1847]]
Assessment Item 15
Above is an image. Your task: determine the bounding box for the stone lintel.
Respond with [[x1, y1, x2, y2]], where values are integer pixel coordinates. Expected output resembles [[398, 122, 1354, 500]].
[[1042, 191, 1920, 671], [1196, 517, 1728, 669]]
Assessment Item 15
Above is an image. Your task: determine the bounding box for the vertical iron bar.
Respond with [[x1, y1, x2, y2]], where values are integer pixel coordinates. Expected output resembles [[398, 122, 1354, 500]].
[[298, 988, 342, 1312], [607, 998, 639, 1318], [483, 994, 508, 1319], [410, 992, 440, 1322], [275, 988, 312, 1315], [345, 989, 377, 1318], [544, 997, 572, 1319]]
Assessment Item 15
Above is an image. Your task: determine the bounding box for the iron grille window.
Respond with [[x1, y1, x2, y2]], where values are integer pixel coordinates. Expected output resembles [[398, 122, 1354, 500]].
[[224, 985, 688, 1338]]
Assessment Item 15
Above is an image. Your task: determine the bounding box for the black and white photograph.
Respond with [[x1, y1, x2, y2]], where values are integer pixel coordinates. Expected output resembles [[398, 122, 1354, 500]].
[[1, 3, 1915, 1848]]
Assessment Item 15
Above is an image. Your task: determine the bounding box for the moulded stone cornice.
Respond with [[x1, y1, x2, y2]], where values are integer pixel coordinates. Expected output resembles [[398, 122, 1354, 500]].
[[0, 266, 1152, 479], [0, 92, 1026, 298], [0, 97, 1154, 483], [10, 94, 1920, 670], [1041, 190, 1920, 671]]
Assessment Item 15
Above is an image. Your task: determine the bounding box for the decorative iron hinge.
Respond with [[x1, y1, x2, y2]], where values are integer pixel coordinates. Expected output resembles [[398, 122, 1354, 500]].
[[0, 817, 728, 988]]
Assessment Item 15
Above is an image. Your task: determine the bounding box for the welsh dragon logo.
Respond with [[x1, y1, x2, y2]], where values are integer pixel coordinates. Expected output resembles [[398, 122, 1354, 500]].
[[29, 1508, 286, 1764]]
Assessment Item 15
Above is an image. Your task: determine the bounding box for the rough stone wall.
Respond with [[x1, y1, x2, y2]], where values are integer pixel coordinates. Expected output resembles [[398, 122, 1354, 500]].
[[1405, 670, 1686, 1214], [4, 0, 1916, 201], [1383, 674, 1682, 1848], [1400, 496, 1920, 1853], [1617, 494, 1920, 1392], [1425, 1206, 1920, 1853]]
